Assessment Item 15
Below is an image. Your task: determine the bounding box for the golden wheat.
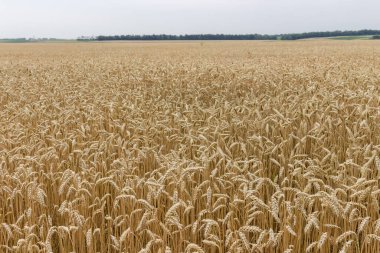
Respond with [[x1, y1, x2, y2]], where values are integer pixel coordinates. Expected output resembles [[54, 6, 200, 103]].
[[0, 40, 380, 252]]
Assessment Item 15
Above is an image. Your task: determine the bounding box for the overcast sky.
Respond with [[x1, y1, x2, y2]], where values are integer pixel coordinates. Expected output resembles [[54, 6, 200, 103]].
[[0, 0, 379, 39]]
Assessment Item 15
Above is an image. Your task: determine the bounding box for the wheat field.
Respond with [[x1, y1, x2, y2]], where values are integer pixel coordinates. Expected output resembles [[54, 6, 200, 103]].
[[0, 41, 380, 253]]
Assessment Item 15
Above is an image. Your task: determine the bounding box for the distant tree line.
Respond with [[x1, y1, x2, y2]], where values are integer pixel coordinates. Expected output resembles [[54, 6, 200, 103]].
[[78, 30, 380, 41], [0, 38, 29, 43], [373, 35, 380, 39], [0, 38, 68, 43], [85, 34, 280, 41]]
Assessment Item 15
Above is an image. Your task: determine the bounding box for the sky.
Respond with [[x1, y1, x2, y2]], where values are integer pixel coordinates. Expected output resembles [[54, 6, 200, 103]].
[[0, 0, 379, 39]]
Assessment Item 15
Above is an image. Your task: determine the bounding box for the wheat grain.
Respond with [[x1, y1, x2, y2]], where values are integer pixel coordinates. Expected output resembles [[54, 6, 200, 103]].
[[1, 41, 379, 253]]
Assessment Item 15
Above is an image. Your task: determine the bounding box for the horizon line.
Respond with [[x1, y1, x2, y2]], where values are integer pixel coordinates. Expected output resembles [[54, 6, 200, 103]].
[[1, 29, 379, 40]]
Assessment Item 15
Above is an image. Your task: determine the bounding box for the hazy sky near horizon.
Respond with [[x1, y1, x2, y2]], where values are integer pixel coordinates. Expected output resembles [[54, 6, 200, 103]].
[[0, 0, 379, 38]]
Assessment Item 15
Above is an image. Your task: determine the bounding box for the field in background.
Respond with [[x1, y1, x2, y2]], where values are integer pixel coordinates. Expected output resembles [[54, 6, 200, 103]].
[[0, 41, 380, 253], [328, 35, 374, 40]]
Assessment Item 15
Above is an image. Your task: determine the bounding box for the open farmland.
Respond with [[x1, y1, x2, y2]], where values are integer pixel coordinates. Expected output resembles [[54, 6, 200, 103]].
[[1, 41, 380, 253]]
